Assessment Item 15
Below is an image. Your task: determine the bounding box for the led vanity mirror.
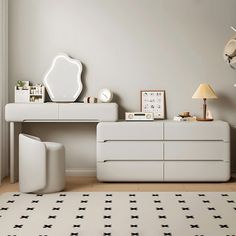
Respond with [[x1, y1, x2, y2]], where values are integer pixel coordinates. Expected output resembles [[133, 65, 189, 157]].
[[43, 53, 83, 102]]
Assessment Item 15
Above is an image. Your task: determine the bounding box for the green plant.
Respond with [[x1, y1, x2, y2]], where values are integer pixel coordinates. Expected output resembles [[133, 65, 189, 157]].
[[17, 80, 25, 88]]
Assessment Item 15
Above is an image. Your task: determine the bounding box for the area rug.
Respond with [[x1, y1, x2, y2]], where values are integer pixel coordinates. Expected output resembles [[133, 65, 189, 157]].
[[0, 192, 235, 236]]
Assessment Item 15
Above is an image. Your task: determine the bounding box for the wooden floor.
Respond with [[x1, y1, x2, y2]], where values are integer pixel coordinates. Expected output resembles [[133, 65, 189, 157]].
[[1, 174, 236, 193]]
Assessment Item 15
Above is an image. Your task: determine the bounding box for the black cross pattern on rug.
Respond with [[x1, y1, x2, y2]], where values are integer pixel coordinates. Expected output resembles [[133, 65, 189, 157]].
[[26, 207, 34, 211], [1, 192, 236, 235], [12, 194, 20, 197], [56, 200, 63, 203], [73, 225, 80, 228], [186, 215, 194, 219], [70, 233, 78, 236], [78, 207, 86, 210], [182, 207, 190, 211], [190, 224, 199, 228], [154, 200, 161, 203], [162, 225, 169, 228], [130, 200, 137, 203], [131, 233, 139, 236], [32, 200, 39, 203], [104, 224, 112, 228], [156, 207, 164, 210], [43, 225, 52, 228], [80, 200, 88, 203], [52, 207, 60, 210], [7, 200, 15, 203], [13, 224, 23, 228], [130, 224, 138, 228], [208, 207, 216, 210], [104, 207, 112, 211], [0, 207, 8, 210], [227, 200, 235, 203], [219, 224, 229, 228]]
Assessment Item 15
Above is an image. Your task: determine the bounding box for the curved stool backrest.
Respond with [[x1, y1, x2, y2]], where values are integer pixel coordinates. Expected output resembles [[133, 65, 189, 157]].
[[19, 134, 46, 193]]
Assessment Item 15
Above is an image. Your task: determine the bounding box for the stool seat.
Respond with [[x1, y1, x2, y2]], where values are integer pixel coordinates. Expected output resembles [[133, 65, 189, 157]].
[[19, 134, 65, 193]]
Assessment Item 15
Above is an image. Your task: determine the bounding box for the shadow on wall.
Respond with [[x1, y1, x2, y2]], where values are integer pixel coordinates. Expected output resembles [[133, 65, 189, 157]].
[[231, 126, 236, 173], [113, 93, 126, 119]]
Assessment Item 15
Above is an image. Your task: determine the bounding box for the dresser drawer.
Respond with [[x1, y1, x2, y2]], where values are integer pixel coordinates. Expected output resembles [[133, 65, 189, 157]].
[[164, 121, 230, 141], [97, 122, 163, 141], [97, 161, 163, 181], [97, 141, 163, 161], [164, 141, 230, 161], [164, 161, 230, 181]]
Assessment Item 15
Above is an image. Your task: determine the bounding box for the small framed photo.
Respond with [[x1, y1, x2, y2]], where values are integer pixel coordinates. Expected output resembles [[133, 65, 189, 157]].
[[140, 90, 165, 119]]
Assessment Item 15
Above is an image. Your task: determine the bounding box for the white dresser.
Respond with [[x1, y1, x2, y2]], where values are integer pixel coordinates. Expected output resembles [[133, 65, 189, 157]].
[[97, 121, 230, 182]]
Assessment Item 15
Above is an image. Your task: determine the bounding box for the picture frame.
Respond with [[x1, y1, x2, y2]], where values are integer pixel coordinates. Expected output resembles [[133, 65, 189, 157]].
[[140, 90, 165, 119]]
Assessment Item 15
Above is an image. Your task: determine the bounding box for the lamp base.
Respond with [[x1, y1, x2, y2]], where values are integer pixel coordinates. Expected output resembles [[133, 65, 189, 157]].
[[196, 118, 214, 122]]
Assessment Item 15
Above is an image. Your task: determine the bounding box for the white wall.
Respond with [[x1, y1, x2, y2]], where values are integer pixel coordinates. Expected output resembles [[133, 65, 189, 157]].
[[8, 0, 236, 174]]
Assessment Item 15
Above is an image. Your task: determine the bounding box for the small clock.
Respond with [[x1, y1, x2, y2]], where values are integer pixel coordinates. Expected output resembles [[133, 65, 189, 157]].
[[98, 88, 113, 103]]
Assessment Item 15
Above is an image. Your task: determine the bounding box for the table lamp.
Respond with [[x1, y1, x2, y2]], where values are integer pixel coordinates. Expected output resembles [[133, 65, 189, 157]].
[[192, 83, 218, 121]]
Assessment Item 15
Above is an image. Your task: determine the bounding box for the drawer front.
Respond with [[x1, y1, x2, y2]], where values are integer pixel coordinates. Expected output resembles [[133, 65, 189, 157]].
[[97, 161, 163, 182], [164, 121, 230, 141], [5, 103, 59, 122], [164, 161, 230, 182], [164, 141, 229, 161], [97, 122, 163, 141], [59, 103, 118, 121], [97, 141, 163, 161]]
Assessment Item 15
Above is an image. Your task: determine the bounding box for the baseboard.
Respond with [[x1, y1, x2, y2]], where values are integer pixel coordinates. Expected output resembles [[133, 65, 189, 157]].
[[66, 168, 96, 177]]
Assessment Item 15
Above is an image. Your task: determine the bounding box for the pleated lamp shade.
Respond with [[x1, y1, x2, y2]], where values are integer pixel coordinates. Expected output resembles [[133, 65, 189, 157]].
[[192, 84, 218, 99]]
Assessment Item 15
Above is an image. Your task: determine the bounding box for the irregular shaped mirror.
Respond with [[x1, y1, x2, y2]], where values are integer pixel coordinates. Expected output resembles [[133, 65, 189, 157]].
[[43, 53, 83, 102]]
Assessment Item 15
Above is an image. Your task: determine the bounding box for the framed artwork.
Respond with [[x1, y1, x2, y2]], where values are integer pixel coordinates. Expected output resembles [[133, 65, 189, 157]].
[[140, 90, 165, 119]]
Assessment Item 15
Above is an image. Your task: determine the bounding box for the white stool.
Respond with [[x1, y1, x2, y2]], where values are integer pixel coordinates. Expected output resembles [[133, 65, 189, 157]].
[[19, 133, 65, 193]]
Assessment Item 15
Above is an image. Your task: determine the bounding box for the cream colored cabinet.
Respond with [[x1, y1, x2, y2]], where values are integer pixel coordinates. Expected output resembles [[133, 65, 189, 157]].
[[97, 121, 230, 182]]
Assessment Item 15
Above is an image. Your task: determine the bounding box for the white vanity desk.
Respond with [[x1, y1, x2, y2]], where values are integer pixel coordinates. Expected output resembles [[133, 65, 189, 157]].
[[5, 102, 118, 183]]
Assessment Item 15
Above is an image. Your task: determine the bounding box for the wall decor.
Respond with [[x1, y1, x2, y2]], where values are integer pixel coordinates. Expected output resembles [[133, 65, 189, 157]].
[[140, 90, 165, 119], [43, 53, 83, 102]]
